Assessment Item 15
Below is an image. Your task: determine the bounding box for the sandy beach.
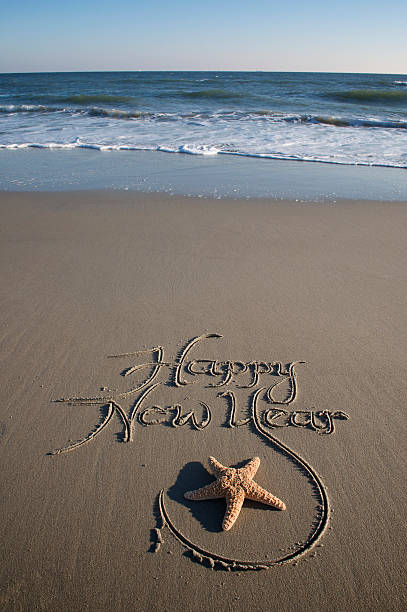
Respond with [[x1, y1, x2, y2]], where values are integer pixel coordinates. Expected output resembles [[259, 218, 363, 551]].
[[1, 189, 406, 611]]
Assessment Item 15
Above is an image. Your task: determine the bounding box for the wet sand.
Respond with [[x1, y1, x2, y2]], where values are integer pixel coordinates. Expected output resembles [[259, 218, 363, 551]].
[[0, 190, 406, 611]]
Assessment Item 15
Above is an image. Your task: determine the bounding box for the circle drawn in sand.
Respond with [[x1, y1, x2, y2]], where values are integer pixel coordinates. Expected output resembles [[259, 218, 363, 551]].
[[153, 387, 331, 571]]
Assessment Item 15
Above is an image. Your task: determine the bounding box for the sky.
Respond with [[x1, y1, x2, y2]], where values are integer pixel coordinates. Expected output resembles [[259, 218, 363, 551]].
[[1, 0, 406, 74]]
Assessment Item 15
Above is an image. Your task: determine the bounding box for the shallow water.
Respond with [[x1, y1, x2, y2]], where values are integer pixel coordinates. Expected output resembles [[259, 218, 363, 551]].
[[1, 148, 407, 201]]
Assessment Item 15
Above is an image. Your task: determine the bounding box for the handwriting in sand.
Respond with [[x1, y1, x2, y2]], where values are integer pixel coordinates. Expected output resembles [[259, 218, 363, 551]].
[[51, 333, 348, 454]]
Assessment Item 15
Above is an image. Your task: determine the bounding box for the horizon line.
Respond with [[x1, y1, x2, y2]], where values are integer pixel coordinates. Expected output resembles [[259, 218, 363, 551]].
[[0, 69, 405, 76]]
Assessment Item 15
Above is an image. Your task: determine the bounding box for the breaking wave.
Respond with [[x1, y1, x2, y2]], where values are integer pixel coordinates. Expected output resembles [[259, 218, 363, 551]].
[[293, 115, 407, 129], [2, 104, 407, 130], [0, 104, 60, 114], [1, 139, 406, 169]]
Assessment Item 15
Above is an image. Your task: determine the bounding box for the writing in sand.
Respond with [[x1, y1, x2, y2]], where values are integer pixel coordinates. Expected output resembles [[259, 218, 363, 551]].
[[51, 333, 349, 454]]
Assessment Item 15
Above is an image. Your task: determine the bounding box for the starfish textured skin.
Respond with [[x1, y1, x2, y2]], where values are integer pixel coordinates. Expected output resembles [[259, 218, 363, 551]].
[[184, 456, 286, 531]]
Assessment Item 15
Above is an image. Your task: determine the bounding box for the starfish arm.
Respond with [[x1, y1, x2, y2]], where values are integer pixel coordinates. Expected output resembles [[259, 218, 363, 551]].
[[184, 480, 225, 500], [238, 456, 260, 481], [244, 481, 286, 510], [223, 489, 245, 531], [208, 456, 228, 477]]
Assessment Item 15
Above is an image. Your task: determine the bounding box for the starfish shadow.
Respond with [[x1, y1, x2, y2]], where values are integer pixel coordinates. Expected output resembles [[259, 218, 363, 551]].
[[167, 461, 226, 533]]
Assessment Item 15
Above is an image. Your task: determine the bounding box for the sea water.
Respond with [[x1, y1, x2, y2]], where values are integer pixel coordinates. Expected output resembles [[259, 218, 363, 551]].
[[0, 71, 406, 197]]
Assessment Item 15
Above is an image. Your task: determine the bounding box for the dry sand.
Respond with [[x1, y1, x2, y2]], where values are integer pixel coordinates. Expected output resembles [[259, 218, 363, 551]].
[[0, 190, 406, 611]]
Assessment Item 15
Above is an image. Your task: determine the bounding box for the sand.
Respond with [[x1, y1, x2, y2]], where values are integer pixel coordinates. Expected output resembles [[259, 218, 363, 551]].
[[0, 190, 406, 611]]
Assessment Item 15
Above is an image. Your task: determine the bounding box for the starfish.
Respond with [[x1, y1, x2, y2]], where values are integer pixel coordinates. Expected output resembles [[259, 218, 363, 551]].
[[184, 456, 286, 531]]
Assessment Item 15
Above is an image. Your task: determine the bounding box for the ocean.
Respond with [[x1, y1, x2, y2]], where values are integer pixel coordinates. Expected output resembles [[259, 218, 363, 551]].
[[1, 71, 407, 168]]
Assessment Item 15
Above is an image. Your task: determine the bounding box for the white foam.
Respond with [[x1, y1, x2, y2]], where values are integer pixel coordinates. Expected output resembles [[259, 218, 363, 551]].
[[1, 105, 407, 169], [160, 144, 219, 155]]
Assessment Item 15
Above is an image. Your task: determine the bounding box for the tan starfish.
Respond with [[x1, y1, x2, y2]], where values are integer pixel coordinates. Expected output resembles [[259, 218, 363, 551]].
[[184, 456, 286, 531]]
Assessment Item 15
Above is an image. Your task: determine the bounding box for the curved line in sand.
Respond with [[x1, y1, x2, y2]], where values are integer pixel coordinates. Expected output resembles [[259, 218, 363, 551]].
[[157, 387, 330, 570]]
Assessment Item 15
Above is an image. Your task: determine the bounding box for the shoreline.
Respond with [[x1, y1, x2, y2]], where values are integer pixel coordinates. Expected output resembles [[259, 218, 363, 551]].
[[3, 186, 407, 204], [1, 148, 407, 201]]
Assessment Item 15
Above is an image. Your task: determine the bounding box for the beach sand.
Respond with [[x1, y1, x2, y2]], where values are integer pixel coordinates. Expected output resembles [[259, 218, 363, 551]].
[[0, 190, 406, 611]]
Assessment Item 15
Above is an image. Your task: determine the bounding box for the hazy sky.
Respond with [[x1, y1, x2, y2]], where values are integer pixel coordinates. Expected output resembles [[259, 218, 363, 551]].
[[1, 0, 406, 73]]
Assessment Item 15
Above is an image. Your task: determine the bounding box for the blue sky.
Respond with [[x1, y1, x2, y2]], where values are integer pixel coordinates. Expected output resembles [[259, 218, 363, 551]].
[[1, 0, 406, 73]]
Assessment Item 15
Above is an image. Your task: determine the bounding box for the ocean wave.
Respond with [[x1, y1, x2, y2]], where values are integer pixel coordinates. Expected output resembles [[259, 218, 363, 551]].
[[87, 107, 150, 119], [251, 109, 277, 116], [168, 89, 247, 101], [6, 93, 138, 107], [1, 140, 406, 169], [58, 94, 135, 104], [394, 80, 407, 86], [0, 104, 62, 114], [324, 89, 407, 104], [294, 115, 407, 129], [82, 108, 407, 129], [2, 103, 407, 131], [0, 104, 156, 120], [249, 111, 407, 129]]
